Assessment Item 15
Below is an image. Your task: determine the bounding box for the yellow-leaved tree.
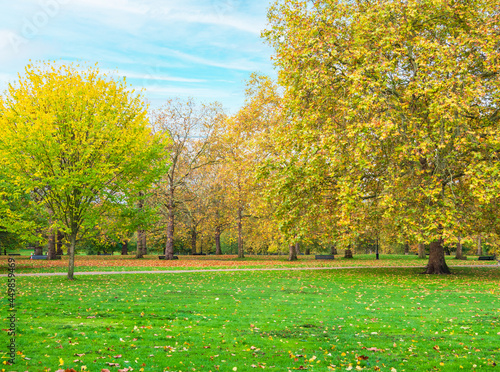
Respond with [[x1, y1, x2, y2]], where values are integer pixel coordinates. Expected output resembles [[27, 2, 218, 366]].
[[0, 62, 169, 279]]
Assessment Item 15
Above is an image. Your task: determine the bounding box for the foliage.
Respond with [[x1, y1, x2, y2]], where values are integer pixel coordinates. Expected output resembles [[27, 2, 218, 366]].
[[0, 62, 169, 278], [264, 0, 500, 269]]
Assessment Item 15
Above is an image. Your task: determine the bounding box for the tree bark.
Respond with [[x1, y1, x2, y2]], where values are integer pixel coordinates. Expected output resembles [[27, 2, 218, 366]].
[[165, 189, 175, 259], [67, 233, 76, 280], [121, 240, 128, 255], [476, 235, 482, 256], [47, 232, 56, 259], [344, 248, 353, 258], [136, 230, 144, 258], [288, 243, 297, 261], [56, 231, 64, 255], [34, 245, 43, 255], [191, 228, 197, 255], [455, 236, 464, 260], [305, 248, 310, 255], [295, 242, 300, 256], [424, 238, 451, 274], [237, 206, 244, 258], [404, 241, 409, 255], [141, 231, 147, 256], [418, 242, 426, 259], [215, 225, 222, 255], [330, 245, 337, 255]]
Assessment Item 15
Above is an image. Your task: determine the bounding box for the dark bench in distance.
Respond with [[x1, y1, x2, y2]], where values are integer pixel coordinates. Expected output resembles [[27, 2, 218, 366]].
[[159, 255, 178, 260], [30, 255, 62, 260], [98, 253, 112, 256], [8, 253, 21, 256], [478, 256, 496, 261], [315, 255, 335, 260]]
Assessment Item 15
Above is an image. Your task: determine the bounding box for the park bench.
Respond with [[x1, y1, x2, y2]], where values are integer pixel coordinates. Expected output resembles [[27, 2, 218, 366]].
[[8, 253, 21, 256], [315, 255, 335, 260], [192, 252, 206, 255], [158, 255, 178, 260], [478, 256, 496, 261], [30, 255, 62, 260], [98, 253, 112, 256], [31, 255, 48, 259]]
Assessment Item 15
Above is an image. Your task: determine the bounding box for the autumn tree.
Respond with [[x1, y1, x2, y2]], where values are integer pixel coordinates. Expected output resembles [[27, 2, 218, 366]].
[[265, 0, 500, 273], [0, 62, 169, 279], [151, 99, 223, 259]]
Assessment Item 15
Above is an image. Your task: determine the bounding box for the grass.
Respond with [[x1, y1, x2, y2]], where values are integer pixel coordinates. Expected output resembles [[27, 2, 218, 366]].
[[1, 265, 499, 371], [0, 254, 496, 275]]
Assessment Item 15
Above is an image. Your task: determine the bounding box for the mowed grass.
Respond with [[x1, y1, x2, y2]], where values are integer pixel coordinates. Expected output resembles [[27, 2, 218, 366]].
[[1, 254, 497, 275], [1, 267, 499, 371]]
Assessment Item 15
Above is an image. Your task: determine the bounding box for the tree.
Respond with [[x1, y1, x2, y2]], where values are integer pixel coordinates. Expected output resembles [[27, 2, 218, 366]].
[[151, 99, 222, 259], [0, 62, 169, 279], [265, 0, 500, 273]]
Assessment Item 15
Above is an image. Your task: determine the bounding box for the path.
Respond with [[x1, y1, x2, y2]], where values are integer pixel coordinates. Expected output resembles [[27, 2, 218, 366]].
[[1, 264, 498, 277]]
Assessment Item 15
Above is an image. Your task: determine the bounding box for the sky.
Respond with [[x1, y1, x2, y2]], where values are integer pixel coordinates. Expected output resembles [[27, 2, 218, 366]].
[[0, 0, 276, 114]]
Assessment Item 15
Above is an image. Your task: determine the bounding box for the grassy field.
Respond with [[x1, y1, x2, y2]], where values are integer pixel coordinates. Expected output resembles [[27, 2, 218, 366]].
[[0, 254, 497, 275], [1, 263, 499, 371]]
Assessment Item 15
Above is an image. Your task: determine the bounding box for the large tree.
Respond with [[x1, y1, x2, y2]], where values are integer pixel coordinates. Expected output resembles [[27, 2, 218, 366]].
[[151, 99, 222, 260], [0, 62, 169, 279], [265, 0, 500, 273]]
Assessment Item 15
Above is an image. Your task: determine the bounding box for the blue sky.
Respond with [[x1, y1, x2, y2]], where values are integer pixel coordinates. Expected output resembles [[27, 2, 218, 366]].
[[0, 0, 276, 114]]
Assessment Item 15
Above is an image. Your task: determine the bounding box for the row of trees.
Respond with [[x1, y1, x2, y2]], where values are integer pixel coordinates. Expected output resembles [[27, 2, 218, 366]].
[[1, 0, 499, 277]]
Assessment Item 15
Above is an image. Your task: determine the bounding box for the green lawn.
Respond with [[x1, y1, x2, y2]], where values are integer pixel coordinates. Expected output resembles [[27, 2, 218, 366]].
[[2, 267, 499, 371]]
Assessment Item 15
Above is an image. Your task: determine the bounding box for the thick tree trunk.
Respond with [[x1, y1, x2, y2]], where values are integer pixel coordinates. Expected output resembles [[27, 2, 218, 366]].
[[136, 230, 144, 258], [215, 226, 222, 255], [418, 242, 426, 259], [344, 248, 353, 258], [56, 231, 64, 255], [237, 206, 244, 258], [67, 234, 76, 280], [330, 246, 337, 255], [47, 232, 56, 260], [141, 232, 147, 256], [288, 243, 297, 261], [295, 242, 300, 256], [191, 228, 197, 255], [165, 194, 175, 259], [121, 240, 128, 255], [424, 238, 451, 274], [34, 245, 43, 255], [476, 235, 482, 256], [404, 242, 409, 255], [455, 236, 464, 260], [305, 248, 310, 255]]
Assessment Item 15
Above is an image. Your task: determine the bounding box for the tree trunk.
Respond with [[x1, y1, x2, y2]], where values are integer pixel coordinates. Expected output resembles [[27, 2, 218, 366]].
[[237, 206, 244, 258], [215, 225, 222, 255], [121, 240, 128, 255], [288, 243, 297, 261], [305, 248, 310, 255], [191, 228, 197, 255], [141, 232, 147, 256], [34, 246, 43, 255], [165, 191, 175, 259], [424, 238, 451, 274], [47, 232, 56, 260], [404, 242, 409, 255], [295, 242, 300, 256], [136, 230, 144, 258], [56, 231, 64, 255], [344, 248, 353, 258], [455, 236, 464, 260], [67, 233, 76, 280], [418, 242, 426, 259], [330, 245, 337, 255], [476, 235, 482, 256]]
